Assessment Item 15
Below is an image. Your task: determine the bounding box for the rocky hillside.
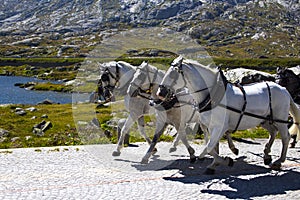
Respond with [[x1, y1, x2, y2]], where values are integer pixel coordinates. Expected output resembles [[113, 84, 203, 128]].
[[0, 0, 299, 58]]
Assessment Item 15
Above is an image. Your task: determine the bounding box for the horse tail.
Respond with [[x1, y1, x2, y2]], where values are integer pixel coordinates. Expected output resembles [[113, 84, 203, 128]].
[[289, 98, 300, 141]]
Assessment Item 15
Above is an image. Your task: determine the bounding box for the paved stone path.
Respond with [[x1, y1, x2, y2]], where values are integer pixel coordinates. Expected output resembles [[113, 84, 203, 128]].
[[0, 139, 300, 199]]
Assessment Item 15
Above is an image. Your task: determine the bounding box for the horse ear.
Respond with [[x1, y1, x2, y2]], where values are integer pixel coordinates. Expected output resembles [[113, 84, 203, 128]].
[[171, 55, 183, 67], [277, 66, 283, 72], [141, 61, 148, 67]]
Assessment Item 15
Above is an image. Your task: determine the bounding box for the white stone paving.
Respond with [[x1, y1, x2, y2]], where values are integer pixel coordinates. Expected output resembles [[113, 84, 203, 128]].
[[0, 139, 300, 199]]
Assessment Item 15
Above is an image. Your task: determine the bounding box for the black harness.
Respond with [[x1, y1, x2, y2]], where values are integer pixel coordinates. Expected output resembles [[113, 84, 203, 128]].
[[163, 59, 292, 129], [197, 68, 228, 112], [217, 82, 292, 129], [151, 97, 179, 111], [101, 63, 132, 94], [129, 66, 158, 100]]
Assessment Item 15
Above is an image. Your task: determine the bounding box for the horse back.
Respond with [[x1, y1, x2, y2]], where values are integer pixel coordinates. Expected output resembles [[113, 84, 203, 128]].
[[227, 81, 290, 116]]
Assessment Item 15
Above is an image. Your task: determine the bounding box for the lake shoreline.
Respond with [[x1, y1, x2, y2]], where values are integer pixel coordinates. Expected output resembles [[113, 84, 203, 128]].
[[0, 76, 74, 105]]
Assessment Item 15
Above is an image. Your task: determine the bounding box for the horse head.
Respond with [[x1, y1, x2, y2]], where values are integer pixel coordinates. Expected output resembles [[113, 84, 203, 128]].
[[157, 57, 187, 101], [275, 67, 300, 103], [128, 61, 162, 98], [99, 61, 120, 91], [276, 67, 300, 90]]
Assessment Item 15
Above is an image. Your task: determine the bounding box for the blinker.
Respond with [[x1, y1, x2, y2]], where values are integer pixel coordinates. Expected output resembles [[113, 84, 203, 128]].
[[101, 73, 109, 82]]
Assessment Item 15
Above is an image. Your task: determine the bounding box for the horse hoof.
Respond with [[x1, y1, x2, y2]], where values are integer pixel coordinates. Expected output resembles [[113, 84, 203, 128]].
[[112, 151, 121, 157], [233, 148, 239, 155], [226, 157, 234, 167], [141, 158, 149, 164], [169, 147, 177, 153], [270, 163, 281, 171], [290, 143, 296, 148], [264, 157, 272, 165], [204, 168, 215, 175], [198, 157, 205, 161], [190, 157, 197, 163]]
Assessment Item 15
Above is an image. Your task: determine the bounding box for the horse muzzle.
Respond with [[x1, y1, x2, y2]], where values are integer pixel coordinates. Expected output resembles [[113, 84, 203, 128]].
[[103, 86, 114, 99], [157, 85, 172, 100]]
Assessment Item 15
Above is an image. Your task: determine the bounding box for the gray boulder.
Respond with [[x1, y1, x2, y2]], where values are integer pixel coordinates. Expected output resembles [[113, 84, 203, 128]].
[[0, 129, 9, 137]]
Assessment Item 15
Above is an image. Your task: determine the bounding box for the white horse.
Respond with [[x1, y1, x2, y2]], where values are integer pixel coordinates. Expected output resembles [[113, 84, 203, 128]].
[[127, 62, 239, 164], [157, 56, 300, 174], [127, 62, 200, 163], [99, 61, 153, 154]]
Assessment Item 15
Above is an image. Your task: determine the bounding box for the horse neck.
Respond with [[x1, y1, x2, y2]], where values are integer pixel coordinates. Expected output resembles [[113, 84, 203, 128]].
[[150, 70, 165, 99], [118, 64, 136, 90], [176, 89, 194, 105], [183, 62, 218, 103]]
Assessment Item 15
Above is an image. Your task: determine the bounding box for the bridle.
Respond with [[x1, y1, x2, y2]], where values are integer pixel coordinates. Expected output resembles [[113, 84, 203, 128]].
[[100, 63, 120, 91], [159, 59, 228, 113], [129, 65, 158, 99], [158, 62, 212, 106]]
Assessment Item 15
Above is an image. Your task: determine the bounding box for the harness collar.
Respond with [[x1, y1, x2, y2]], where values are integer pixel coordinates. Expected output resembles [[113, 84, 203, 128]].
[[198, 68, 228, 112]]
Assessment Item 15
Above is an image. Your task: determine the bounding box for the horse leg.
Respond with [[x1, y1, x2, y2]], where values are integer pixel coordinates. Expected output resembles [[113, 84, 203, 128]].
[[117, 119, 129, 146], [261, 123, 278, 165], [141, 122, 167, 164], [175, 127, 196, 163], [201, 127, 234, 174], [137, 116, 152, 145], [112, 115, 135, 156], [225, 132, 239, 155], [290, 134, 297, 148], [271, 124, 291, 170], [169, 129, 179, 153], [200, 124, 209, 144], [205, 148, 234, 175]]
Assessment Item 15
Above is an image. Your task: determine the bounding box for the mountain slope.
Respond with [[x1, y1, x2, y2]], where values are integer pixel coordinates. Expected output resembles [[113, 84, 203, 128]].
[[0, 0, 299, 58]]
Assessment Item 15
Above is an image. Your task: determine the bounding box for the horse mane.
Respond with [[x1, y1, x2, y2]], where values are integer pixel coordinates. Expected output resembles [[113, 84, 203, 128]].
[[138, 62, 165, 75], [182, 58, 219, 75], [117, 61, 136, 71]]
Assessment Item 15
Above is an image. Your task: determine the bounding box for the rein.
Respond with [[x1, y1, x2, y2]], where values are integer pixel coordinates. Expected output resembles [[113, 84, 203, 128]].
[[131, 66, 158, 100], [151, 96, 194, 111], [103, 63, 133, 93]]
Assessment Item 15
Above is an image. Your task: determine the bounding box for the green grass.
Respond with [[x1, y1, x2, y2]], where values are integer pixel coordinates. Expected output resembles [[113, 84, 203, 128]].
[[0, 57, 84, 65], [32, 82, 72, 92], [0, 104, 81, 148], [0, 102, 276, 149]]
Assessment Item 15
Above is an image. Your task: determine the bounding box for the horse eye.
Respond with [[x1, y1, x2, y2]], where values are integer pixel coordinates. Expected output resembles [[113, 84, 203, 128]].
[[170, 70, 178, 79], [101, 74, 109, 82]]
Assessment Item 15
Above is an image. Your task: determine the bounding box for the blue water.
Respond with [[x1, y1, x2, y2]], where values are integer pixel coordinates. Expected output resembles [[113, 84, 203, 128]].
[[0, 76, 73, 105]]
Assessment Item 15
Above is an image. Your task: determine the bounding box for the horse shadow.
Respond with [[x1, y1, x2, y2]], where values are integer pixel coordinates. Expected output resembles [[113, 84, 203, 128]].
[[122, 153, 300, 199]]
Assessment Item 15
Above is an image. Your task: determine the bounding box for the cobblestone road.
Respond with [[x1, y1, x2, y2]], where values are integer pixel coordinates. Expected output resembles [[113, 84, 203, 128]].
[[0, 139, 300, 199]]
